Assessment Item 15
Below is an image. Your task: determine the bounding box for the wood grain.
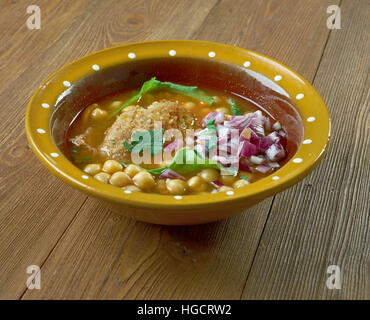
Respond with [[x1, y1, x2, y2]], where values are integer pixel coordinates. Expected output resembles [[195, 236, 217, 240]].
[[0, 0, 93, 300], [0, 0, 93, 89], [0, 0, 217, 299], [18, 0, 342, 300], [242, 0, 369, 299]]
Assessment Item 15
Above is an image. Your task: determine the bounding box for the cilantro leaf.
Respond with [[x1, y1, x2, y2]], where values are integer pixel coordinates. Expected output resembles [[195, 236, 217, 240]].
[[229, 98, 241, 115], [114, 77, 214, 113], [168, 148, 221, 174]]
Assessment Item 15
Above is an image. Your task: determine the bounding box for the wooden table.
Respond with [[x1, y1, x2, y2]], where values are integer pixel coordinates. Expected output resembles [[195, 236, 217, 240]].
[[0, 0, 368, 300]]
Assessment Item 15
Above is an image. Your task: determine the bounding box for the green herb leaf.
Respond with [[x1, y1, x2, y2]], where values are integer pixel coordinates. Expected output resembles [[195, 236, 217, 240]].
[[241, 175, 249, 181], [144, 147, 238, 176], [119, 162, 128, 167], [147, 166, 167, 175], [159, 81, 214, 105], [168, 148, 221, 174], [229, 98, 241, 116], [206, 119, 216, 131], [114, 77, 214, 114], [71, 149, 78, 153]]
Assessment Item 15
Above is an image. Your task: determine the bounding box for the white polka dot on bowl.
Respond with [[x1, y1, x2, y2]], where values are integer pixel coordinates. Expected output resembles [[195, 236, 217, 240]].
[[92, 64, 100, 71], [272, 176, 280, 180], [307, 117, 316, 122], [169, 50, 176, 56], [82, 175, 89, 179], [274, 75, 282, 81], [63, 81, 71, 87], [174, 195, 183, 200], [208, 51, 216, 58], [41, 103, 50, 109], [296, 93, 304, 100], [128, 53, 136, 59], [293, 158, 303, 163], [50, 153, 59, 158], [124, 190, 132, 194], [243, 61, 251, 68], [37, 128, 46, 134], [226, 190, 234, 196], [303, 139, 312, 144]]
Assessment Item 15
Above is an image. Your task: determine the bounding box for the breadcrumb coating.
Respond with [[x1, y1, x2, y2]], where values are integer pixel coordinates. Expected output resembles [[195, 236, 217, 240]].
[[99, 100, 196, 162]]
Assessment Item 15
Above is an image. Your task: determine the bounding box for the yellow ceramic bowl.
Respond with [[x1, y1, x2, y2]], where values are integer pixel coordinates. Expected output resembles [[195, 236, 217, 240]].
[[26, 40, 330, 225]]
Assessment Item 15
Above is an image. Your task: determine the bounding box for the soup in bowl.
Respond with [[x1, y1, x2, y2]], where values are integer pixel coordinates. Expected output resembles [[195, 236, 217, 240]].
[[26, 41, 330, 225]]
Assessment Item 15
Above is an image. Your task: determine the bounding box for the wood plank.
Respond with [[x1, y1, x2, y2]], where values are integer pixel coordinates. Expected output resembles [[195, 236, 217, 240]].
[[242, 0, 369, 299], [0, 0, 93, 89], [0, 0, 94, 300], [0, 0, 216, 299], [22, 0, 337, 299]]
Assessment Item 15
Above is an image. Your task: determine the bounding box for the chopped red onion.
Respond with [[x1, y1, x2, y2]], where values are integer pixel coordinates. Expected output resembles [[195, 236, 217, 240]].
[[250, 155, 266, 165], [272, 121, 282, 131], [248, 110, 265, 137], [211, 180, 224, 188], [249, 130, 260, 146], [264, 117, 272, 131], [265, 143, 286, 161], [200, 111, 225, 127], [239, 140, 257, 158], [268, 161, 280, 168], [256, 164, 272, 174], [225, 115, 250, 129], [259, 135, 276, 152], [239, 161, 252, 172], [159, 169, 185, 180]]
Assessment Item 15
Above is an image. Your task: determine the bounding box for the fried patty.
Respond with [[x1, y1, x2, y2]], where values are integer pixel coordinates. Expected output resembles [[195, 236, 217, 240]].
[[99, 100, 196, 162]]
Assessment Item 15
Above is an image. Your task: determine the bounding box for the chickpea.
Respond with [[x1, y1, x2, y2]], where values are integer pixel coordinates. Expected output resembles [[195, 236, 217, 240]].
[[132, 171, 155, 190], [84, 163, 101, 175], [102, 160, 123, 174], [187, 176, 208, 192], [184, 101, 196, 111], [215, 107, 230, 115], [110, 101, 123, 109], [94, 172, 110, 183], [109, 172, 132, 187], [166, 179, 187, 195], [233, 179, 250, 189], [123, 185, 141, 192], [91, 107, 108, 120], [220, 174, 237, 186], [81, 104, 97, 124], [155, 179, 167, 194], [124, 164, 141, 177], [218, 186, 234, 192], [199, 168, 219, 183]]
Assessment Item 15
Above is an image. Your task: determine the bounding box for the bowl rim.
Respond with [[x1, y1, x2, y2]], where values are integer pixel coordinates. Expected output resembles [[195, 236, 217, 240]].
[[25, 40, 331, 210]]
